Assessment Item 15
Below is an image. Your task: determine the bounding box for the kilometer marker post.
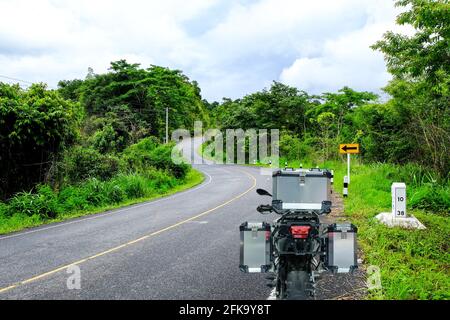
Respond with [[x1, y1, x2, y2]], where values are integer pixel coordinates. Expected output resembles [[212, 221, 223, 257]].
[[343, 176, 349, 198]]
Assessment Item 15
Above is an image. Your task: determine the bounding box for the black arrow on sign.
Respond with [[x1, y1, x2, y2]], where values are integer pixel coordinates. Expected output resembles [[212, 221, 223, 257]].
[[342, 145, 358, 152]]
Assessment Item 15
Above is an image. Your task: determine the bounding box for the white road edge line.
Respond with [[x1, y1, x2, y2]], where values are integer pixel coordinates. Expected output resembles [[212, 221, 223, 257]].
[[0, 170, 213, 241]]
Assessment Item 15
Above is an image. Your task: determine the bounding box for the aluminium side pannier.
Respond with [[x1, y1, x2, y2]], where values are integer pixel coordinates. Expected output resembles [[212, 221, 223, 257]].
[[326, 223, 358, 273], [239, 222, 271, 273]]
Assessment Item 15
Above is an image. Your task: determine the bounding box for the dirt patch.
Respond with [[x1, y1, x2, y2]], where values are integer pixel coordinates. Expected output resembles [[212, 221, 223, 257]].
[[314, 188, 368, 300]]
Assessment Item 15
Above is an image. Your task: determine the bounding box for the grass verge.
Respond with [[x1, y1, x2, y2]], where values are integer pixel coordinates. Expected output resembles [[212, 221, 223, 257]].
[[0, 169, 205, 235]]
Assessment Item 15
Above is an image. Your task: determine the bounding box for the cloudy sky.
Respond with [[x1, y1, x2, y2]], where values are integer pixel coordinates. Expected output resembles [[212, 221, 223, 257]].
[[0, 0, 406, 101]]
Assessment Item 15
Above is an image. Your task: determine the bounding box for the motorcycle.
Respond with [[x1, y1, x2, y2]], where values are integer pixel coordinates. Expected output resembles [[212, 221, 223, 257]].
[[239, 168, 358, 300], [256, 188, 332, 300]]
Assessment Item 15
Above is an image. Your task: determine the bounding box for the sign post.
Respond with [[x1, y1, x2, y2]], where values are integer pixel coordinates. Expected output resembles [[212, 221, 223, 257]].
[[340, 144, 360, 184]]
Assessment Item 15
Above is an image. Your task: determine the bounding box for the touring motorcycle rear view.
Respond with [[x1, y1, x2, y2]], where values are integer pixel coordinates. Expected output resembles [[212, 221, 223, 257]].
[[239, 168, 358, 300]]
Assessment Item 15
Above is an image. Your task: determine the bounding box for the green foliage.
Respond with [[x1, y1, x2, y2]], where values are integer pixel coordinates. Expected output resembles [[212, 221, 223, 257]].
[[409, 184, 450, 214], [122, 137, 189, 178], [64, 146, 120, 183], [113, 174, 147, 199], [279, 132, 316, 163], [90, 124, 126, 154], [6, 185, 60, 218], [0, 83, 81, 199], [372, 0, 450, 175], [373, 0, 450, 84], [73, 60, 209, 138]]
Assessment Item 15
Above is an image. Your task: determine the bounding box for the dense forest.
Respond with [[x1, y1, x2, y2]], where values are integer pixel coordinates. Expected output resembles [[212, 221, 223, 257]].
[[0, 0, 448, 231]]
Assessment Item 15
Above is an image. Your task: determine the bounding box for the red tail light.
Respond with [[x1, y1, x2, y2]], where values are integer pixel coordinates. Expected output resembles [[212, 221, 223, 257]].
[[290, 226, 311, 239]]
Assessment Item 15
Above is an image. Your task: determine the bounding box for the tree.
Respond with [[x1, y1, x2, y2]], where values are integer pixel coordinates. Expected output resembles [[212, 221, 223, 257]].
[[0, 83, 81, 198], [78, 60, 210, 140], [372, 0, 450, 175]]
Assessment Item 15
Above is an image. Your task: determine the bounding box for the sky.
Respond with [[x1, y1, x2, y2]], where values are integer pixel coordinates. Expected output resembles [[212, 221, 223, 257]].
[[0, 0, 407, 101]]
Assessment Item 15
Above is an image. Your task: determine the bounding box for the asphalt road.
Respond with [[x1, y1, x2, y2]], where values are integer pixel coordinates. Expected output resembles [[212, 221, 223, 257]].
[[0, 138, 277, 300]]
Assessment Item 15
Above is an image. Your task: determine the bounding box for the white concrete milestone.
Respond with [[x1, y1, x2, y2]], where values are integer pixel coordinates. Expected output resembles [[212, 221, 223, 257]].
[[376, 182, 426, 230]]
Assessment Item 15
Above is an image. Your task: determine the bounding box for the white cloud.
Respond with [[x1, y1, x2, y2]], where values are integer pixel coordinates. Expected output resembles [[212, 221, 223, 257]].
[[279, 1, 409, 94], [279, 24, 392, 94], [0, 0, 406, 100]]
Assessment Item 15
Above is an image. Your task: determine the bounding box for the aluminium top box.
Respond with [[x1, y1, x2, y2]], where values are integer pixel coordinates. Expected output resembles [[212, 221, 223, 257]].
[[272, 168, 332, 210]]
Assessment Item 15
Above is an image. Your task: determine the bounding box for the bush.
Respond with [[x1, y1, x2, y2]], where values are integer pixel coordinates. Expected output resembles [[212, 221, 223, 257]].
[[6, 185, 60, 218], [83, 178, 108, 206], [113, 174, 147, 199], [64, 146, 120, 183], [410, 185, 450, 214], [279, 133, 317, 162], [0, 202, 7, 217], [58, 186, 90, 212], [90, 124, 127, 154], [105, 183, 127, 203], [122, 138, 189, 179], [143, 168, 178, 191]]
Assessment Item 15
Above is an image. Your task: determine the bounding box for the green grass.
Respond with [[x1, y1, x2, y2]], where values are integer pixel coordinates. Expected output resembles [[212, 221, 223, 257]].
[[0, 169, 205, 235]]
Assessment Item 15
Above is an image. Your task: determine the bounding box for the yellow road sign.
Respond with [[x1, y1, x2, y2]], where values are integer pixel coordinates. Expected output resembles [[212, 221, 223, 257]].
[[340, 144, 360, 154]]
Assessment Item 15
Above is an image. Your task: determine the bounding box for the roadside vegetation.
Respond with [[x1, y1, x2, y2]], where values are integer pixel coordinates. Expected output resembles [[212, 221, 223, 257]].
[[0, 63, 208, 235]]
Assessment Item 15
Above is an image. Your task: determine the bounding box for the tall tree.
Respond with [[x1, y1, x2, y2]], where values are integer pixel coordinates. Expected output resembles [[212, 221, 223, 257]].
[[372, 0, 450, 175]]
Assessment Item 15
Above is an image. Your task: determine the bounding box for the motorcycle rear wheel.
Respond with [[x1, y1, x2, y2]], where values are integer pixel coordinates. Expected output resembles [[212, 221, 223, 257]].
[[283, 271, 313, 300]]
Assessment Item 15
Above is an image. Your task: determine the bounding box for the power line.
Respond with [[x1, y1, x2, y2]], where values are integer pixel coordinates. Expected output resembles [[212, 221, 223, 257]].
[[0, 74, 34, 85], [0, 74, 56, 90]]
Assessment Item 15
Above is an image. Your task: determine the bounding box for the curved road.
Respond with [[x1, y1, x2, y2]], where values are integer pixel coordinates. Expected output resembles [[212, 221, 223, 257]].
[[0, 138, 276, 299]]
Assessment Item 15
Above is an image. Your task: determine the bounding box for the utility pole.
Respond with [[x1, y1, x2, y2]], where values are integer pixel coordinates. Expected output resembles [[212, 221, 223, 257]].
[[165, 107, 169, 144]]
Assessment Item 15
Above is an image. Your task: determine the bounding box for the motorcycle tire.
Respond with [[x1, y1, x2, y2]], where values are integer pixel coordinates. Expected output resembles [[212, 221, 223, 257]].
[[284, 271, 313, 300]]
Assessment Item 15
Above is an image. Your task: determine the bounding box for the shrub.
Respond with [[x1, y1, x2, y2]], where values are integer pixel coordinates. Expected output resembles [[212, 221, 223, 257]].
[[6, 185, 60, 218], [113, 174, 147, 199], [58, 186, 90, 212], [64, 146, 120, 183], [83, 178, 108, 206], [90, 124, 127, 154], [0, 202, 7, 217], [144, 169, 178, 190], [122, 138, 189, 179], [410, 185, 450, 214], [279, 133, 317, 163], [105, 183, 127, 203]]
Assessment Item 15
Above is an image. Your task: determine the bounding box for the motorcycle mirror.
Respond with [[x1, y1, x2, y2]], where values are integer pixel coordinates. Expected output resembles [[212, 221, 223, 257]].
[[256, 189, 272, 197]]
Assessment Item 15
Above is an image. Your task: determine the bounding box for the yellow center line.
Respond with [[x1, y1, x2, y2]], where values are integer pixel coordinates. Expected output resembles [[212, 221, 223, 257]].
[[0, 168, 257, 295]]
